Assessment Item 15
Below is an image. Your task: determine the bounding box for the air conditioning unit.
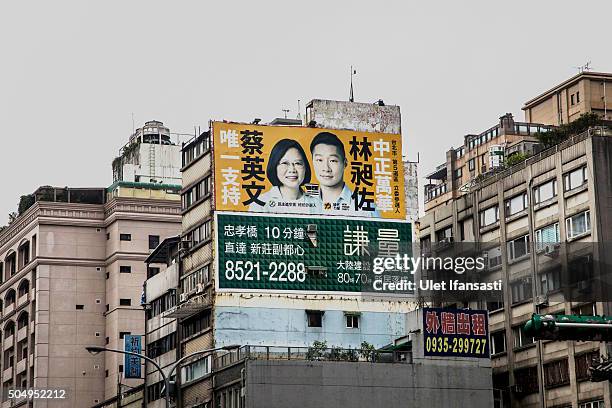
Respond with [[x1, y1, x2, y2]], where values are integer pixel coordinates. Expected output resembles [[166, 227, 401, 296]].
[[195, 283, 204, 294], [179, 293, 189, 302], [535, 294, 548, 307], [180, 239, 192, 252], [544, 244, 560, 257]]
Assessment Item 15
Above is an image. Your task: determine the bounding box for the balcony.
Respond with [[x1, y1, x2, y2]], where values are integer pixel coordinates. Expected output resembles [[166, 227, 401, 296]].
[[3, 336, 14, 352], [424, 182, 449, 203], [17, 327, 27, 343], [4, 304, 14, 316], [15, 359, 26, 375], [17, 294, 28, 308], [2, 366, 13, 382], [425, 163, 448, 180]]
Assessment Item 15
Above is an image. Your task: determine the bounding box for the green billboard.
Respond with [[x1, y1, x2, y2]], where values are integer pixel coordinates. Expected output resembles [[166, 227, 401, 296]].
[[216, 212, 412, 293]]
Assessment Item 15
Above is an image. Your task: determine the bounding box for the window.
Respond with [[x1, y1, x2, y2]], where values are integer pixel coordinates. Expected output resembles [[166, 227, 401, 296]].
[[119, 331, 131, 339], [119, 266, 131, 273], [576, 91, 580, 103], [505, 193, 527, 216], [119, 365, 123, 373], [468, 158, 475, 171], [184, 220, 212, 248], [573, 303, 596, 316], [345, 314, 359, 329], [182, 355, 212, 383], [454, 167, 463, 180], [507, 235, 530, 261], [514, 366, 539, 394], [544, 359, 570, 388], [76, 304, 84, 310], [487, 300, 504, 312], [540, 267, 561, 294], [491, 331, 506, 355], [105, 337, 109, 345], [105, 272, 109, 279], [571, 94, 575, 106], [566, 211, 591, 239], [181, 265, 211, 294], [182, 176, 212, 210], [563, 166, 587, 191], [106, 233, 110, 240], [480, 206, 499, 227], [580, 401, 605, 408], [147, 333, 177, 358], [147, 267, 160, 279], [306, 310, 323, 327], [182, 311, 211, 339], [435, 226, 452, 242], [576, 351, 599, 381], [120, 234, 132, 241], [535, 223, 560, 251], [149, 235, 160, 250], [513, 325, 535, 348], [485, 246, 502, 269], [510, 278, 532, 304], [119, 298, 131, 306]]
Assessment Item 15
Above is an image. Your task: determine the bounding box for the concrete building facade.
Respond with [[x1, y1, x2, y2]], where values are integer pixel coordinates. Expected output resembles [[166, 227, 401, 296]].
[[523, 72, 612, 126], [418, 128, 612, 408], [0, 185, 181, 408], [424, 113, 554, 213], [139, 100, 420, 407]]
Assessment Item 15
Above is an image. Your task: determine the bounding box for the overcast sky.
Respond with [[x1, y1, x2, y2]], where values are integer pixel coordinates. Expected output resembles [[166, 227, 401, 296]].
[[1, 0, 611, 222]]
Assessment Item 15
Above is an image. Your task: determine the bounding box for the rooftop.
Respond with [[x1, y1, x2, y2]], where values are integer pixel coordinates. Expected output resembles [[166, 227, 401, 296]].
[[523, 71, 612, 109]]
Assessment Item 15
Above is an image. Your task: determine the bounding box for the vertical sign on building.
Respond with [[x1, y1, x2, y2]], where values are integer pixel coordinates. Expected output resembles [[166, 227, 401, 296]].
[[124, 335, 142, 379]]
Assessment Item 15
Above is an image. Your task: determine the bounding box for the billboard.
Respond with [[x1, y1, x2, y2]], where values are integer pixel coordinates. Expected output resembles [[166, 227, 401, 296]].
[[422, 308, 489, 358], [213, 122, 405, 219], [124, 335, 142, 379], [216, 212, 412, 293]]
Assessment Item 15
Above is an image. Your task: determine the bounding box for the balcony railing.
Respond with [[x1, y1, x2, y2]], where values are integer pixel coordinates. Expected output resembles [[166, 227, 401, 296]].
[[214, 345, 412, 371]]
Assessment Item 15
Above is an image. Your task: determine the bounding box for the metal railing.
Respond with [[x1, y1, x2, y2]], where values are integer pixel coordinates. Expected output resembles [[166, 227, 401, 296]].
[[474, 126, 609, 190], [214, 345, 412, 371]]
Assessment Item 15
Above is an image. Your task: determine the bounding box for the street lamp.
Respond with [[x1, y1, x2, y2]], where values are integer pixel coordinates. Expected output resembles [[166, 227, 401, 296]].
[[86, 344, 240, 407]]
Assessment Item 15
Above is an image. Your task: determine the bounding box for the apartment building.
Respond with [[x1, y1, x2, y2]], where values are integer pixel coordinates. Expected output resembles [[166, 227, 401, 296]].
[[523, 72, 612, 126], [143, 237, 180, 408], [424, 113, 554, 213], [0, 121, 183, 407], [139, 99, 418, 407], [418, 128, 612, 408]]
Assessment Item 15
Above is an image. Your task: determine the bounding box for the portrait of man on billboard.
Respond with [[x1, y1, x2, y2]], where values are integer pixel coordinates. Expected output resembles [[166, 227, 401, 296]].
[[248, 139, 318, 213], [309, 131, 379, 217]]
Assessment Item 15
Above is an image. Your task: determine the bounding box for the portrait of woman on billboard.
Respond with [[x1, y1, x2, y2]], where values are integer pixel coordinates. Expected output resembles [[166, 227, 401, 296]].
[[248, 139, 319, 213]]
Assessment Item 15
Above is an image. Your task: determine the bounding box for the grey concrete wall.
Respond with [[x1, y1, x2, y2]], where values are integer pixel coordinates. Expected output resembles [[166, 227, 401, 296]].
[[306, 99, 401, 135], [245, 360, 493, 408]]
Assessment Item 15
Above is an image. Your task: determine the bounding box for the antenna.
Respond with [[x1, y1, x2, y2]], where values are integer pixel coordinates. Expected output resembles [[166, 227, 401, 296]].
[[575, 61, 593, 74], [349, 66, 357, 102], [282, 109, 290, 119]]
